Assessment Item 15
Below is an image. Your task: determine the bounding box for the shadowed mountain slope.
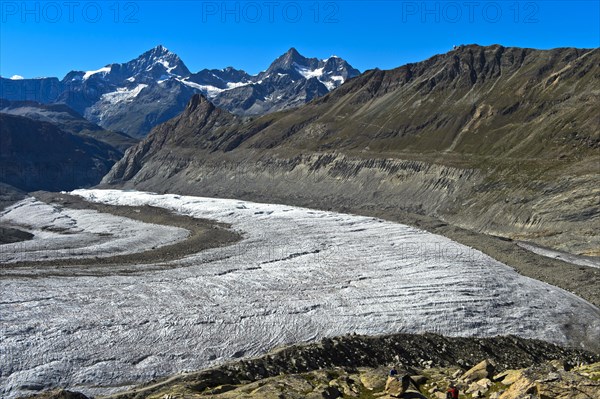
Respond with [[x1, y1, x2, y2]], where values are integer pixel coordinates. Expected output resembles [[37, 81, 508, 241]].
[[1, 114, 123, 191]]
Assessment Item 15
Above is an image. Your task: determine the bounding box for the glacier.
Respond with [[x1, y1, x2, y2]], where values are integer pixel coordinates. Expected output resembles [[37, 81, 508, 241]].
[[1, 189, 599, 398], [0, 197, 189, 264]]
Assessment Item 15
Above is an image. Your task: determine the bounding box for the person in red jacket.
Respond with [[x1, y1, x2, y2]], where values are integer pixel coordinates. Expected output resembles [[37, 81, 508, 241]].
[[446, 382, 459, 399]]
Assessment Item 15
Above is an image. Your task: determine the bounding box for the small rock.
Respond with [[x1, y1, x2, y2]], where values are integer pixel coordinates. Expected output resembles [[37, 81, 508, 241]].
[[423, 360, 434, 369], [476, 378, 492, 388], [538, 372, 560, 382], [452, 369, 463, 379], [319, 385, 343, 399], [467, 381, 481, 394], [208, 384, 237, 394], [549, 359, 567, 371]]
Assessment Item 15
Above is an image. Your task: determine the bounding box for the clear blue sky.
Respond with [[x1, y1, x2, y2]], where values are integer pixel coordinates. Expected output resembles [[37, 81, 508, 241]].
[[1, 1, 599, 79]]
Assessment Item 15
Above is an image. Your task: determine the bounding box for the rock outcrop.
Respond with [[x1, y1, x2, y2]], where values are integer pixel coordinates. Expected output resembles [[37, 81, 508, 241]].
[[26, 361, 599, 399], [31, 332, 594, 399]]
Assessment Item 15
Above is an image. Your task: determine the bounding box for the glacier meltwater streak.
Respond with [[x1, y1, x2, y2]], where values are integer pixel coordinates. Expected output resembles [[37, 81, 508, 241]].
[[1, 189, 599, 398]]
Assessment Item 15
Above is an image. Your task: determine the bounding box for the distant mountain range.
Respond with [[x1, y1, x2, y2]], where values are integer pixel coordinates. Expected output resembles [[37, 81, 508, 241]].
[[0, 46, 359, 137], [102, 44, 600, 256]]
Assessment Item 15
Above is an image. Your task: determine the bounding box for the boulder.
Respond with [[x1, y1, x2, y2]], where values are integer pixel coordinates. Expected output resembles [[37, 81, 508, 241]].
[[318, 385, 343, 399], [498, 372, 536, 399], [451, 369, 463, 379], [498, 363, 600, 399], [460, 359, 496, 384], [466, 377, 493, 397], [385, 376, 402, 394], [329, 376, 359, 397], [548, 359, 568, 371], [359, 367, 388, 391], [493, 369, 524, 385]]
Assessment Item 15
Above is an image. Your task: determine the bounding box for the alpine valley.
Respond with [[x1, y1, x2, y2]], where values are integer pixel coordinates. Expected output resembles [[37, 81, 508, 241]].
[[1, 43, 600, 399]]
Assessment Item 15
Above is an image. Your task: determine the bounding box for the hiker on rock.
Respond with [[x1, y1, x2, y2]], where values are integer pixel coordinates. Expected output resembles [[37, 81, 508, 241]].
[[390, 366, 399, 377], [446, 382, 459, 399]]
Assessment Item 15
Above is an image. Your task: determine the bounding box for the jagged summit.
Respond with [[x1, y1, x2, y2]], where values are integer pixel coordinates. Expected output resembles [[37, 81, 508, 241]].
[[266, 47, 315, 73], [185, 93, 214, 113], [122, 44, 191, 80], [274, 47, 306, 66], [137, 44, 179, 64], [150, 44, 170, 53]]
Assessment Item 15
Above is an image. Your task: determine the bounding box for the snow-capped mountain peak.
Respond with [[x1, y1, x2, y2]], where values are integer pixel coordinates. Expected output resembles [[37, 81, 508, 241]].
[[123, 44, 191, 81], [1, 45, 359, 137], [67, 45, 190, 86], [262, 48, 359, 85]]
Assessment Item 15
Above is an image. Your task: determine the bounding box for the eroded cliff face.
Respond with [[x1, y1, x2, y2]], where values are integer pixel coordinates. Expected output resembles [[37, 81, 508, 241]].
[[103, 150, 597, 255], [102, 45, 600, 256]]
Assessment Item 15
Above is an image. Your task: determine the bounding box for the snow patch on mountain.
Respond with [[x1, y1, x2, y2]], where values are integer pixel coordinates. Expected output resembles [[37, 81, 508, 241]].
[[226, 81, 250, 90], [83, 66, 111, 80], [178, 79, 223, 98], [293, 61, 348, 90], [294, 63, 325, 80], [178, 79, 251, 98], [100, 84, 148, 105], [322, 75, 344, 90]]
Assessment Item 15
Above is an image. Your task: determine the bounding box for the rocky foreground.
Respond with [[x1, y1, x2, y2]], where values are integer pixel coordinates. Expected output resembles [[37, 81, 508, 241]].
[[23, 333, 600, 399]]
